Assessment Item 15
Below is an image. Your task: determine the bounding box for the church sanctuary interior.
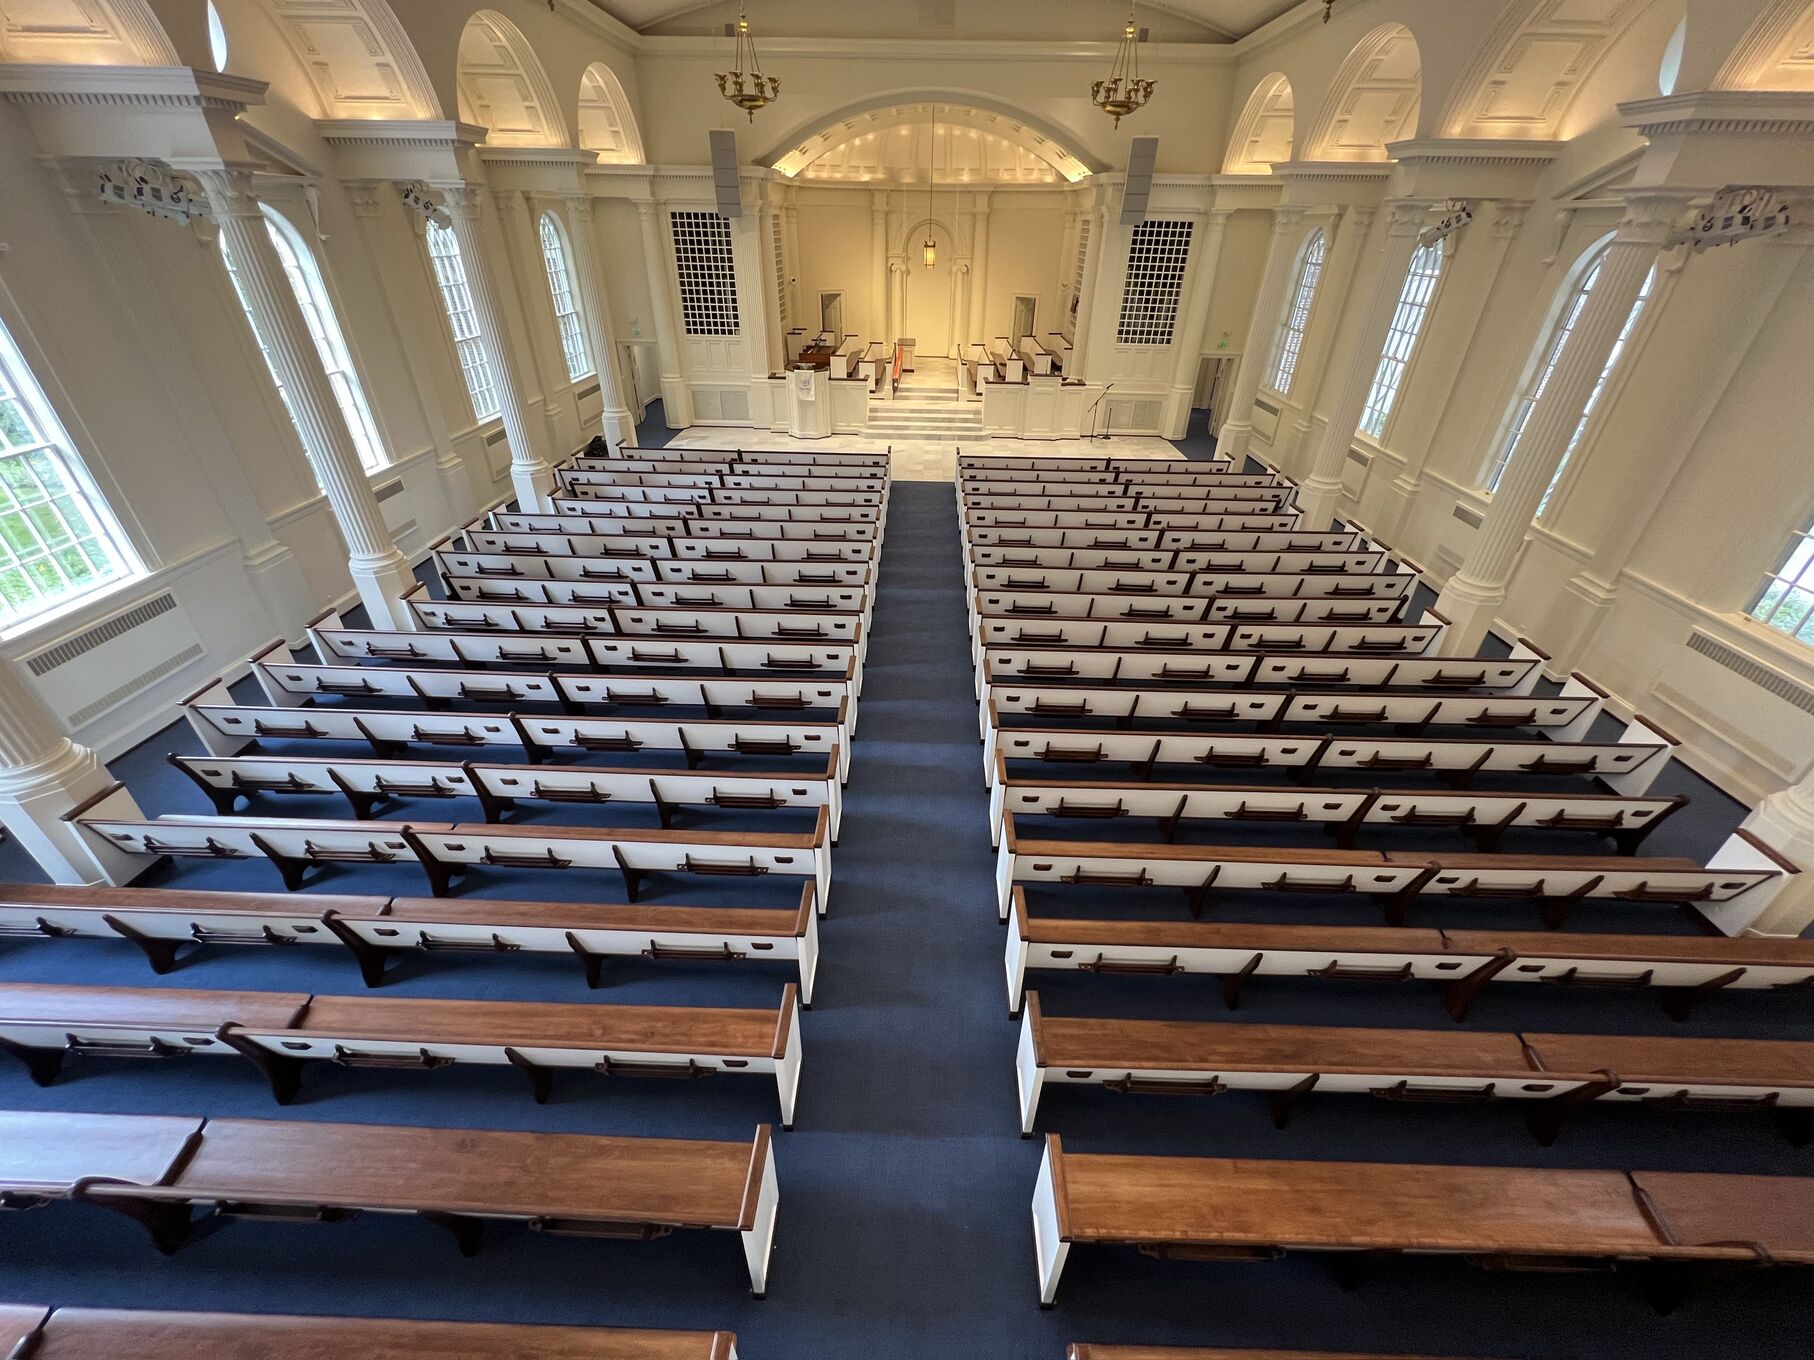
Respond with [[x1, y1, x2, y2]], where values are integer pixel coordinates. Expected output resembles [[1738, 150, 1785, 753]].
[[4, 0, 1814, 1357]]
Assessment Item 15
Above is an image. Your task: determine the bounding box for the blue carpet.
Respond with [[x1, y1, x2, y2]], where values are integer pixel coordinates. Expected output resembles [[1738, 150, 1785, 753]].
[[1, 464, 1811, 1356]]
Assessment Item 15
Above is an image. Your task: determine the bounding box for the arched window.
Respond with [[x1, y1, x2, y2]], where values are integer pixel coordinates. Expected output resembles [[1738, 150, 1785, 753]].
[[538, 212, 591, 382], [425, 220, 501, 421], [1268, 230, 1326, 395], [1751, 514, 1814, 649], [1358, 239, 1444, 439], [250, 209, 388, 472], [1537, 264, 1658, 515], [1484, 241, 1625, 493], [0, 312, 139, 629]]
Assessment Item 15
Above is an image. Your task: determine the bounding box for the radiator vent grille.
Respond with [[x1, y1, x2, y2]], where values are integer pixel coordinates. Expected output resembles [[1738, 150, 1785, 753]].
[[1452, 502, 1484, 528], [66, 643, 204, 726], [1346, 446, 1371, 466], [1687, 630, 1814, 717], [1254, 397, 1279, 416], [577, 382, 601, 402], [374, 479, 405, 503], [486, 428, 510, 446], [26, 593, 177, 675]]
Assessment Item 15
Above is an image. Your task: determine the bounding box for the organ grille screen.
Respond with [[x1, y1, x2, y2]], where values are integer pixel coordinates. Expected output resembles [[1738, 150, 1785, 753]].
[[671, 211, 740, 336], [1115, 219, 1192, 346]]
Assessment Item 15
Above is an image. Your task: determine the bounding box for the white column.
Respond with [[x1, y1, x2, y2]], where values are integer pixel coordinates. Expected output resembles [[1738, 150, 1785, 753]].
[[1056, 206, 1081, 323], [782, 200, 803, 331], [1270, 205, 1364, 473], [969, 194, 992, 345], [63, 180, 313, 641], [1162, 208, 1232, 439], [637, 201, 694, 429], [1216, 204, 1307, 459], [870, 191, 888, 344], [1434, 193, 1686, 655], [1295, 200, 1428, 528], [563, 193, 637, 449], [443, 186, 553, 511], [198, 168, 415, 631], [1742, 771, 1814, 936], [755, 196, 786, 375], [1373, 201, 1527, 541], [1068, 202, 1112, 379], [0, 658, 140, 884]]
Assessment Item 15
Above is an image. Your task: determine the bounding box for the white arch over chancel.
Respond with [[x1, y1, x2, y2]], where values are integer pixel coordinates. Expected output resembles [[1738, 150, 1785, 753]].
[[578, 60, 643, 163], [1223, 72, 1294, 174], [0, 0, 178, 64], [457, 8, 568, 147], [765, 93, 1099, 183], [1301, 23, 1422, 162]]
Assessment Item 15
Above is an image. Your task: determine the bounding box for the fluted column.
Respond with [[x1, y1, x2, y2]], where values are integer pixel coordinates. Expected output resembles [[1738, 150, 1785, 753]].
[[870, 191, 888, 344], [1217, 204, 1307, 460], [0, 656, 141, 884], [1271, 205, 1366, 473], [636, 201, 693, 429], [1435, 192, 1689, 654], [1162, 208, 1232, 439], [782, 201, 803, 329], [1295, 201, 1429, 528], [1741, 769, 1814, 936], [442, 186, 552, 511], [198, 168, 414, 631], [1374, 201, 1527, 541], [969, 194, 991, 345], [563, 194, 637, 449], [1069, 201, 1111, 378]]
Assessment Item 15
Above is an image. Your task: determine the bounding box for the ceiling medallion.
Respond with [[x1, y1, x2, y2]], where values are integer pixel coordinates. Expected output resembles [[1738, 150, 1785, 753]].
[[1092, 3, 1155, 127], [714, 3, 780, 122]]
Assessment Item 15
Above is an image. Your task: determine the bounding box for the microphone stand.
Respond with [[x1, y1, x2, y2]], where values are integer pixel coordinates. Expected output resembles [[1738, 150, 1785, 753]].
[[1082, 383, 1115, 442]]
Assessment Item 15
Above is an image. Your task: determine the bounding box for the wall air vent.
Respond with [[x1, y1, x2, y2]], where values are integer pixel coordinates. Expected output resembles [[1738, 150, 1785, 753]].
[[1686, 630, 1814, 717], [1452, 502, 1484, 528], [26, 593, 177, 675], [374, 479, 405, 503], [67, 644, 204, 727]]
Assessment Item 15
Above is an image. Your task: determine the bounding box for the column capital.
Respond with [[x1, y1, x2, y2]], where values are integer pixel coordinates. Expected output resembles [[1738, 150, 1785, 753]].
[[193, 165, 262, 221], [563, 192, 595, 223], [1615, 188, 1699, 246], [1270, 203, 1307, 232], [343, 180, 385, 220], [1383, 198, 1433, 236], [438, 183, 486, 220], [1491, 200, 1532, 238]]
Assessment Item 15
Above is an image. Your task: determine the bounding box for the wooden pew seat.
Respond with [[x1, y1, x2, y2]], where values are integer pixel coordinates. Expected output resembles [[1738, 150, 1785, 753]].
[[1016, 993, 1814, 1142], [0, 981, 802, 1122], [1003, 888, 1814, 1020], [1031, 1135, 1814, 1306], [0, 882, 820, 1000], [2, 1305, 737, 1359], [1069, 1348, 1495, 1360], [0, 1111, 779, 1291]]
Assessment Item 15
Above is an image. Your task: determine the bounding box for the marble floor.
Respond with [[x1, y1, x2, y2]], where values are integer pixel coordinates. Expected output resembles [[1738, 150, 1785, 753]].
[[661, 425, 1185, 481]]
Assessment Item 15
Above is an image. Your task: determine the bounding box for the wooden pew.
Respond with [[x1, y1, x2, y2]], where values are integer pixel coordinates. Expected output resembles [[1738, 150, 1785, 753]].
[[968, 548, 1388, 578], [544, 509, 878, 542], [962, 490, 1294, 513], [988, 765, 1686, 854], [585, 445, 889, 470], [461, 526, 874, 564], [995, 815, 1795, 931], [0, 1110, 779, 1291], [979, 594, 1405, 626], [961, 468, 1282, 489], [0, 881, 821, 998], [967, 566, 1417, 601], [65, 785, 833, 904], [402, 596, 869, 660], [1067, 1348, 1492, 1360], [1013, 993, 1814, 1143], [984, 716, 1680, 796], [0, 980, 803, 1123], [957, 455, 1230, 474], [965, 509, 1298, 532], [967, 533, 1377, 567], [971, 619, 1444, 668], [1002, 887, 1814, 1021], [169, 751, 844, 838], [436, 547, 872, 589], [441, 576, 874, 620], [1031, 1136, 1814, 1306], [0, 1304, 740, 1360], [558, 494, 886, 525]]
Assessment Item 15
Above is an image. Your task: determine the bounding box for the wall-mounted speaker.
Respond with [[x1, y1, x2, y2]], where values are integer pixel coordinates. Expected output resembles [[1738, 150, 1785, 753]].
[[710, 129, 742, 219], [1120, 137, 1158, 226]]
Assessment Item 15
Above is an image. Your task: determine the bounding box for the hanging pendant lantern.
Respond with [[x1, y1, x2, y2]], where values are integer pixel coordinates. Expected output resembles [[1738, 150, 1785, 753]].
[[1092, 3, 1155, 127], [714, 3, 780, 121]]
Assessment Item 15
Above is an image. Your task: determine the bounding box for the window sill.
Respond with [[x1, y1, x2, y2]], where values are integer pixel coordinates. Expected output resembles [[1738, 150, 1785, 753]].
[[1729, 613, 1814, 679], [0, 570, 150, 649]]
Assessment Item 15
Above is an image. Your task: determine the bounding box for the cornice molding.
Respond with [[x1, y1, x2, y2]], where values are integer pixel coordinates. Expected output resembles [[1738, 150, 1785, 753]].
[[1620, 90, 1814, 137], [0, 64, 265, 111], [316, 119, 487, 149], [633, 34, 1232, 64], [1385, 138, 1564, 166]]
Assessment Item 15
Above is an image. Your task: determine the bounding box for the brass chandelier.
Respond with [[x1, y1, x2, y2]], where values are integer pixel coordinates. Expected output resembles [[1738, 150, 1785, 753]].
[[715, 3, 780, 121], [1092, 4, 1155, 127]]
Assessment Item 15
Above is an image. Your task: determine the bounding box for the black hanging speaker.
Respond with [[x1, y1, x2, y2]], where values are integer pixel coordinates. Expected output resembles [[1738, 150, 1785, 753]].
[[1121, 137, 1158, 226], [710, 129, 743, 219]]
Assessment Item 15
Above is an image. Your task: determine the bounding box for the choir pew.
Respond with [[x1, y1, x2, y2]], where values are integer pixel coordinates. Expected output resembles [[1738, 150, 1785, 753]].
[[0, 980, 802, 1122], [0, 882, 821, 998], [987, 765, 1686, 854], [1001, 888, 1814, 1020], [170, 751, 845, 838], [1013, 993, 1814, 1142], [0, 1305, 740, 1360], [1030, 1136, 1814, 1306], [995, 816, 1796, 932], [0, 1110, 779, 1291]]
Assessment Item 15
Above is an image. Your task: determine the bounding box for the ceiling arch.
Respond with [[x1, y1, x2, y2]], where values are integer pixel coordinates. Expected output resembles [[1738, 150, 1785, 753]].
[[1301, 23, 1422, 162], [578, 60, 643, 162], [246, 0, 440, 120], [0, 0, 177, 64], [457, 8, 568, 147], [1714, 0, 1814, 89], [767, 95, 1097, 184], [1223, 72, 1295, 174], [1437, 0, 1661, 140]]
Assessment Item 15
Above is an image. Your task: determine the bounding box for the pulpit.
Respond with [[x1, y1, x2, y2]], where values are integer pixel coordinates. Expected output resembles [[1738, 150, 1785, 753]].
[[787, 365, 832, 439]]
